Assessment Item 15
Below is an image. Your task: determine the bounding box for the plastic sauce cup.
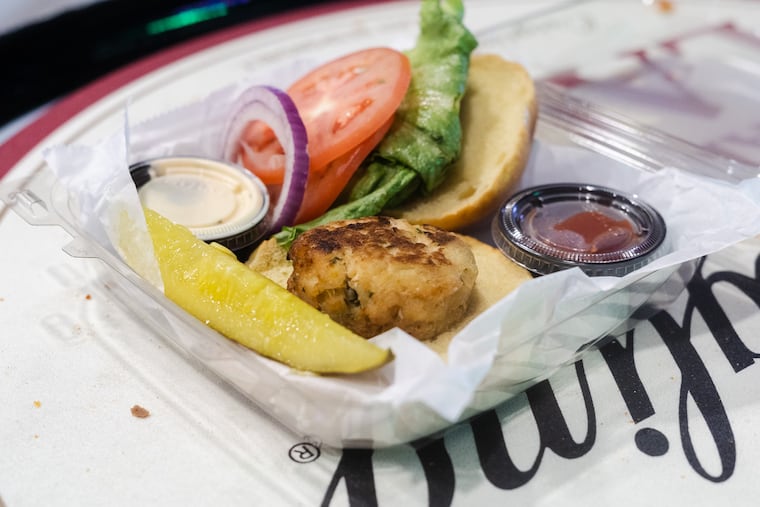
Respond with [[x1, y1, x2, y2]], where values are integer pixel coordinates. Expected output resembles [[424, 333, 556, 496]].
[[492, 183, 667, 277], [130, 156, 270, 259]]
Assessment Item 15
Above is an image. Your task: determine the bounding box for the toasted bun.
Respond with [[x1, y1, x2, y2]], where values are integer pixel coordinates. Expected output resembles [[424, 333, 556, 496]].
[[424, 235, 532, 359], [387, 54, 537, 230], [247, 233, 532, 360], [247, 236, 292, 289]]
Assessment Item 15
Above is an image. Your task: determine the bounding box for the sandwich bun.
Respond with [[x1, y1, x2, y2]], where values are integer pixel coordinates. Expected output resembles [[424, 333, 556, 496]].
[[387, 53, 537, 230], [247, 228, 532, 359], [424, 234, 532, 359]]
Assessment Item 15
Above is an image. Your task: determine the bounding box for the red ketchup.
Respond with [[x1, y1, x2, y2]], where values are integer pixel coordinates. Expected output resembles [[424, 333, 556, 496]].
[[528, 204, 641, 255]]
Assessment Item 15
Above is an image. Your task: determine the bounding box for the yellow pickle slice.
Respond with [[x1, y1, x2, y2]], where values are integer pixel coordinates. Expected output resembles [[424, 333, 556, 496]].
[[144, 208, 393, 374]]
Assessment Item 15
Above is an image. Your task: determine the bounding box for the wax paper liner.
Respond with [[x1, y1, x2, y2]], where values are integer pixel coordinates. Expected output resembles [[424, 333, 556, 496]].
[[41, 72, 760, 448]]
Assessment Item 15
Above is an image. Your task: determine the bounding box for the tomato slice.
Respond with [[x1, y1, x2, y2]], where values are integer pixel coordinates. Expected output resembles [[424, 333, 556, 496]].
[[238, 47, 410, 188], [239, 120, 285, 185], [294, 116, 393, 224], [289, 47, 411, 172]]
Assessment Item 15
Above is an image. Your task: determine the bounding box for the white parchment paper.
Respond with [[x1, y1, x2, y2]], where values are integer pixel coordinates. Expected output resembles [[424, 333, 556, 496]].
[[42, 69, 760, 447]]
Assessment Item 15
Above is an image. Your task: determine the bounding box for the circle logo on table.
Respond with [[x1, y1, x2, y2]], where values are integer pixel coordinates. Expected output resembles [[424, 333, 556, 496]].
[[289, 442, 321, 463]]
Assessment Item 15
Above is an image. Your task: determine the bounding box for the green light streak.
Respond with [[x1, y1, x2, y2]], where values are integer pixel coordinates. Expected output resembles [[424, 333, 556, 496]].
[[146, 4, 228, 35]]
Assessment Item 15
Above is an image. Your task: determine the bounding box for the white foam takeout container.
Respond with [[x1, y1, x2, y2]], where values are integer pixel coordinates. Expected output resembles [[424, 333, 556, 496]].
[[3, 0, 760, 449]]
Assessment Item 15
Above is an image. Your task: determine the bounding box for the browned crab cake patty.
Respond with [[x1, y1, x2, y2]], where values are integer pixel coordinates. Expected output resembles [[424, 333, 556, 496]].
[[286, 216, 478, 340]]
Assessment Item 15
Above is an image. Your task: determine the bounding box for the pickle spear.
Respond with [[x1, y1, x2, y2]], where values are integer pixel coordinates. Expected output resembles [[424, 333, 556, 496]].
[[143, 208, 392, 374]]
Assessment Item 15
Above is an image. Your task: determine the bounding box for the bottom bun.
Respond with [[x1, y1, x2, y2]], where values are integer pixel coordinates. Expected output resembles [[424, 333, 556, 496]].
[[246, 236, 292, 289], [247, 233, 532, 360], [424, 234, 533, 360]]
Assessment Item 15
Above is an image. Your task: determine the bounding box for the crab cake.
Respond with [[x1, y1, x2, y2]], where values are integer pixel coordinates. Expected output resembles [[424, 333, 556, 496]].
[[286, 216, 478, 340]]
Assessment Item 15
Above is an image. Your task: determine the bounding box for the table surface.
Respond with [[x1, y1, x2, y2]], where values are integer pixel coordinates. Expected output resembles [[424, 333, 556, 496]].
[[3, 1, 760, 506]]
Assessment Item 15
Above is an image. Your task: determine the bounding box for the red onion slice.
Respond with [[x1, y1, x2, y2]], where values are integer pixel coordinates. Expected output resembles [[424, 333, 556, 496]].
[[221, 85, 309, 232]]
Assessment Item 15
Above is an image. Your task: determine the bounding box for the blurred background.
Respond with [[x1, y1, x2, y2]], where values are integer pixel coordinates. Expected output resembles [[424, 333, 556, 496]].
[[0, 0, 340, 129]]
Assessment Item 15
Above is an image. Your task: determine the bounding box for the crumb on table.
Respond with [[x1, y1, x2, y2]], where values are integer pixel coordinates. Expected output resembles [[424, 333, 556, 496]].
[[130, 405, 150, 418], [656, 0, 674, 13]]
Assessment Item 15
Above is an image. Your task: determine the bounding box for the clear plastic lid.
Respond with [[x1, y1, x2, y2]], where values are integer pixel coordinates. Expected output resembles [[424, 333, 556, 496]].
[[478, 0, 760, 180], [492, 183, 667, 277]]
